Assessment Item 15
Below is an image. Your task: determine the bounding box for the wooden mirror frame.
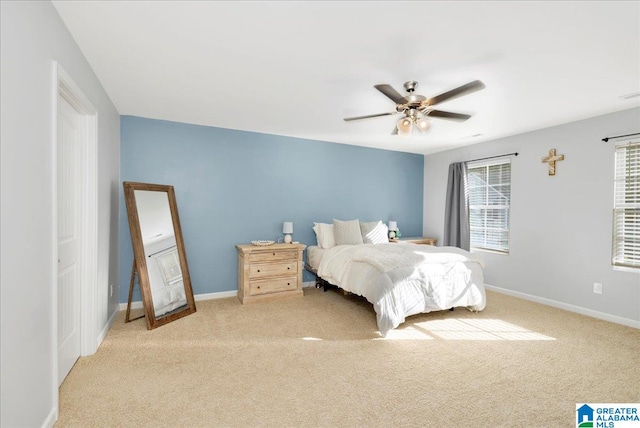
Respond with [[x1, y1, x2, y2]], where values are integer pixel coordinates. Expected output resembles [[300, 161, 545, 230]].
[[123, 181, 196, 329]]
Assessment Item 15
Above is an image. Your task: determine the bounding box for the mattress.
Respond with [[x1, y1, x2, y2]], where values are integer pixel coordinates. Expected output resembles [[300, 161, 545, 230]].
[[306, 245, 328, 271]]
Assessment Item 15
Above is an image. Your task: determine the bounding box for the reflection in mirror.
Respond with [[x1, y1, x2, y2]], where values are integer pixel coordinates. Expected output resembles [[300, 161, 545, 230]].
[[135, 190, 187, 318], [123, 182, 196, 329]]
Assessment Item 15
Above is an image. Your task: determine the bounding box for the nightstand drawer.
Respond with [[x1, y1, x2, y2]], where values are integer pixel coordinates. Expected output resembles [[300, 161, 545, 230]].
[[249, 261, 297, 279], [250, 276, 298, 296], [249, 250, 297, 263]]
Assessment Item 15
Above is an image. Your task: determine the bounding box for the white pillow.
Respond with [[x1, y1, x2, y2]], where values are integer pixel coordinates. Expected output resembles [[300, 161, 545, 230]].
[[360, 221, 389, 244], [312, 222, 336, 249], [333, 219, 364, 245]]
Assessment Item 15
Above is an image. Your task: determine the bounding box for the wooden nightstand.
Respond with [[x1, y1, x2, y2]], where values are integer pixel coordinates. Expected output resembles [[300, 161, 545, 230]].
[[390, 237, 438, 246], [236, 243, 306, 304]]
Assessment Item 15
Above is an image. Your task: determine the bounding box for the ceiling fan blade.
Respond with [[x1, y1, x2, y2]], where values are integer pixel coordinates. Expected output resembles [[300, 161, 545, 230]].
[[425, 80, 485, 106], [343, 112, 396, 121], [374, 84, 408, 104], [425, 109, 472, 121]]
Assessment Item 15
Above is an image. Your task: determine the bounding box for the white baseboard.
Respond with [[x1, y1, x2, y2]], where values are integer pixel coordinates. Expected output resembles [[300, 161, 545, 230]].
[[97, 307, 119, 344], [195, 290, 237, 301], [118, 289, 238, 311], [41, 406, 57, 428], [485, 284, 640, 329], [119, 300, 143, 311], [117, 285, 323, 311]]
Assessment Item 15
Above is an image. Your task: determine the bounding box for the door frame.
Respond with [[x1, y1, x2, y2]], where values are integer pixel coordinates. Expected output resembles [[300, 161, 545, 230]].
[[51, 62, 98, 406]]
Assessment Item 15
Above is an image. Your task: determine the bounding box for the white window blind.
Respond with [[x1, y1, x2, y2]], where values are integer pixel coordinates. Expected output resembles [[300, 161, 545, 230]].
[[612, 140, 640, 268], [154, 247, 183, 287], [468, 159, 511, 253]]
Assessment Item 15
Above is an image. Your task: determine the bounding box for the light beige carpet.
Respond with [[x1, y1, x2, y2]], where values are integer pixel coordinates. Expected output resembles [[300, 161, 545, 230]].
[[57, 288, 640, 427]]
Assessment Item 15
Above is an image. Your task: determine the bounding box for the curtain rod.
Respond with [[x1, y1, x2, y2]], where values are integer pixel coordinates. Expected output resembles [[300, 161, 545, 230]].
[[467, 152, 518, 163], [148, 246, 177, 258], [602, 132, 640, 142]]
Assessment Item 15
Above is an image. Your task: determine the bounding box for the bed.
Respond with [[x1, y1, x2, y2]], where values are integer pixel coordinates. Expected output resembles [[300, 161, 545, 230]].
[[306, 242, 486, 337]]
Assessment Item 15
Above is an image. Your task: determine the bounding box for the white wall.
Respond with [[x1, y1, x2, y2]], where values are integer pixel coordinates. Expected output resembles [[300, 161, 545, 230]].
[[0, 2, 120, 426], [424, 108, 640, 325]]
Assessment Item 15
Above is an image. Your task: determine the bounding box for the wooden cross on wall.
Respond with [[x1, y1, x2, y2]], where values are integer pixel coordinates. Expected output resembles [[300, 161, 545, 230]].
[[542, 149, 565, 176]]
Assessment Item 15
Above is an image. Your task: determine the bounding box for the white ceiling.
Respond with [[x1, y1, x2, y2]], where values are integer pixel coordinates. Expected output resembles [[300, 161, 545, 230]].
[[52, 1, 640, 155]]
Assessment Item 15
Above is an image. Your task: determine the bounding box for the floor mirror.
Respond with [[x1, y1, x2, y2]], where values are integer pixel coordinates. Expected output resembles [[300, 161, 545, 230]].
[[123, 181, 196, 329]]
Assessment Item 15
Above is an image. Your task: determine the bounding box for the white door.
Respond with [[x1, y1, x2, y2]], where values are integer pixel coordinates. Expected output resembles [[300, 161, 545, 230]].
[[57, 95, 82, 385]]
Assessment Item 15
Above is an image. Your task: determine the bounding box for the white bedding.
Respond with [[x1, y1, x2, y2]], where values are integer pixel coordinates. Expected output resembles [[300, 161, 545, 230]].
[[306, 245, 327, 271], [153, 281, 187, 317], [317, 243, 486, 336]]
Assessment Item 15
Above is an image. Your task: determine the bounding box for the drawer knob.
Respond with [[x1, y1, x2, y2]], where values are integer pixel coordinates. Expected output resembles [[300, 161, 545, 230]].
[[272, 253, 275, 256], [288, 283, 290, 286], [257, 286, 261, 289], [287, 267, 290, 270], [257, 269, 260, 272]]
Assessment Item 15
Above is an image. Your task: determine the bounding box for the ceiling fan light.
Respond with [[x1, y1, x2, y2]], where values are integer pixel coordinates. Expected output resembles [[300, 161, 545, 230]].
[[416, 118, 430, 133], [397, 117, 413, 137]]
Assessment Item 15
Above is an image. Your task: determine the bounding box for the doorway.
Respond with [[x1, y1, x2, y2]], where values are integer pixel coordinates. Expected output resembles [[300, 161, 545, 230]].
[[55, 64, 98, 387]]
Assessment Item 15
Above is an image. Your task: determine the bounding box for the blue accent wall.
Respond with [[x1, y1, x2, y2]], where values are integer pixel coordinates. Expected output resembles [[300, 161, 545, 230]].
[[119, 116, 424, 302]]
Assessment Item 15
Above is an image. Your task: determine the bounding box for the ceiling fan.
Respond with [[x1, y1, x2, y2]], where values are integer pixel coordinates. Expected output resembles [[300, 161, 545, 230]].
[[344, 80, 485, 137]]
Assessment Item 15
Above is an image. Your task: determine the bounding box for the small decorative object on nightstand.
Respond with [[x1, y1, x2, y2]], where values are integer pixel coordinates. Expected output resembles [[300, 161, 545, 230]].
[[283, 221, 293, 244], [388, 220, 398, 240], [236, 243, 306, 304]]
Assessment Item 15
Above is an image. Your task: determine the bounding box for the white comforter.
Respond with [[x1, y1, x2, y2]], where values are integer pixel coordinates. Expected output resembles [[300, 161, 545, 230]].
[[317, 243, 486, 336]]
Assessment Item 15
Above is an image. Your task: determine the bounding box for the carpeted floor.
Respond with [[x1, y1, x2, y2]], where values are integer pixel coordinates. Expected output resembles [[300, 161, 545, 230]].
[[57, 288, 640, 427]]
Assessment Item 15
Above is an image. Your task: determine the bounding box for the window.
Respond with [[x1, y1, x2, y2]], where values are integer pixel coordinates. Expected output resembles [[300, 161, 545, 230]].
[[154, 247, 183, 287], [612, 140, 640, 268], [468, 159, 511, 253]]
